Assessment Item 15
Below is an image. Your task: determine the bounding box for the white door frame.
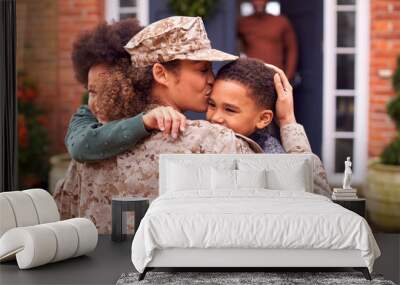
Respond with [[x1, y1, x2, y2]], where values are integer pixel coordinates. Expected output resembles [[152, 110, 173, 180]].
[[322, 0, 370, 186], [105, 0, 149, 26]]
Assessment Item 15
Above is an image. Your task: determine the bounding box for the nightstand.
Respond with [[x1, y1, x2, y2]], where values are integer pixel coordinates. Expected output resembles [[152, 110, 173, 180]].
[[111, 197, 150, 242], [332, 198, 366, 217]]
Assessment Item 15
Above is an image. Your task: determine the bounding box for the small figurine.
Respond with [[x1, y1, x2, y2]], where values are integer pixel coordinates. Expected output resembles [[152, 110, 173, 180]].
[[342, 157, 353, 190]]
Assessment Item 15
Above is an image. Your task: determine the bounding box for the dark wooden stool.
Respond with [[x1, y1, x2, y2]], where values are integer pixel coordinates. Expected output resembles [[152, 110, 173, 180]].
[[111, 197, 149, 242]]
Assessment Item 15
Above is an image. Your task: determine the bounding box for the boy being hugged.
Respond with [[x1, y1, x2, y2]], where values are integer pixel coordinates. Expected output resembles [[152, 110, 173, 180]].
[[207, 58, 285, 153]]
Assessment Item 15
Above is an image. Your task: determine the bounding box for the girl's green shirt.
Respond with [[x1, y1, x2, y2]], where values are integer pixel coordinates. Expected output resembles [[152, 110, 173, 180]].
[[65, 105, 150, 162]]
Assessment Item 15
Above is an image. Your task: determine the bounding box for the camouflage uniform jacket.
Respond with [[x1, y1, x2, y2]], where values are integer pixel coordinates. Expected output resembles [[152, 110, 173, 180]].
[[54, 120, 331, 234]]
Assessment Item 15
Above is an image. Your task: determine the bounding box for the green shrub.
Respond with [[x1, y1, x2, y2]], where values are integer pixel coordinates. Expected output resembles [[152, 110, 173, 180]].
[[168, 0, 219, 18], [381, 139, 400, 165], [17, 71, 50, 188], [387, 88, 400, 129], [393, 56, 400, 92], [380, 56, 400, 165]]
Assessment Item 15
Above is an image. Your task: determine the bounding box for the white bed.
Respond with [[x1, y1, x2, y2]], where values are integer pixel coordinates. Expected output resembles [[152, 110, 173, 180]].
[[131, 154, 380, 280]]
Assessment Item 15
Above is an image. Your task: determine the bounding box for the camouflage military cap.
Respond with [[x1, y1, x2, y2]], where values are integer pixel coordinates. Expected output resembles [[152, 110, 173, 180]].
[[124, 16, 238, 67]]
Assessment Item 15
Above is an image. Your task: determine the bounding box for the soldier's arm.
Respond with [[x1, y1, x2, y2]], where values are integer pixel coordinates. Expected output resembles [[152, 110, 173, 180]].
[[280, 123, 311, 154], [65, 105, 150, 162], [182, 120, 257, 154]]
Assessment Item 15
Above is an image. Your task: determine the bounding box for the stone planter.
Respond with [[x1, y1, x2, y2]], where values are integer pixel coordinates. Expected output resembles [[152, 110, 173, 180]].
[[366, 159, 400, 232], [48, 153, 71, 194]]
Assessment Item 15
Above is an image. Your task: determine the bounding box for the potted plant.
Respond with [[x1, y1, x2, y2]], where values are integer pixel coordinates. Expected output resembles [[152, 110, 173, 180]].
[[366, 56, 400, 232], [17, 72, 50, 189]]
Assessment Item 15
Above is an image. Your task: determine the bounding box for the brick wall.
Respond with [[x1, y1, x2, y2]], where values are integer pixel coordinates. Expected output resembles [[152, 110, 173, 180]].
[[56, 0, 105, 154], [17, 0, 58, 153], [17, 0, 105, 155], [369, 0, 400, 157]]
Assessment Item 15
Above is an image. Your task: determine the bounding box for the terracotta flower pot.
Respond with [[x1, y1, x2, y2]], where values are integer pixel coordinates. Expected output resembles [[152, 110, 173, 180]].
[[366, 158, 400, 232]]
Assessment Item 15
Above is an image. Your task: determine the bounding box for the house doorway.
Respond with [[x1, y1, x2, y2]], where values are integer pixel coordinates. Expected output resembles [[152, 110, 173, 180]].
[[237, 0, 370, 185], [237, 0, 324, 157]]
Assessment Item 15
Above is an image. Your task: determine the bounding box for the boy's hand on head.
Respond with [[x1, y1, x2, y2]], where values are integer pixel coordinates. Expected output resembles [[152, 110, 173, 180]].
[[142, 106, 187, 139], [265, 63, 297, 127]]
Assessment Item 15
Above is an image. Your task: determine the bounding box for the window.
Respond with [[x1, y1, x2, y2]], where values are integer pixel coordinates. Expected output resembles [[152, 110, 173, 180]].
[[323, 0, 370, 185], [105, 0, 149, 25]]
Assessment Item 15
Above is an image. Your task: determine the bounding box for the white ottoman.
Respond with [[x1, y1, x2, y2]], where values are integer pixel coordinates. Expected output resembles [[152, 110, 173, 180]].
[[0, 189, 98, 269]]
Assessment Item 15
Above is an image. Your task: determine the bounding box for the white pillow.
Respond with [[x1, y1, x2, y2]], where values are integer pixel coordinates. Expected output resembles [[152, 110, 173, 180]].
[[211, 169, 267, 190], [211, 168, 236, 190], [265, 161, 309, 191], [237, 156, 312, 192], [167, 163, 211, 191], [236, 169, 267, 189]]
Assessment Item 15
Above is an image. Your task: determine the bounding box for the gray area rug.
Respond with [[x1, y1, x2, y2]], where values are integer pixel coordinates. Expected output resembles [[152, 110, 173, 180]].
[[116, 271, 396, 285]]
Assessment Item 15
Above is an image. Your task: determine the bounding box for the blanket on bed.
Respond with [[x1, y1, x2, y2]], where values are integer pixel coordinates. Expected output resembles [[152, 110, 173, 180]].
[[131, 190, 380, 273]]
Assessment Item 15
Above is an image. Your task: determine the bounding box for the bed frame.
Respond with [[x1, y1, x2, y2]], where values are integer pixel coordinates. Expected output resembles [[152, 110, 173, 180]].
[[137, 154, 372, 281], [139, 249, 371, 280]]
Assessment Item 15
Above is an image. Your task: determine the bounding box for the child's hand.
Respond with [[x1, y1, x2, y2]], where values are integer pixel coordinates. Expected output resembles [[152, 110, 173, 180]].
[[265, 63, 297, 127], [142, 106, 187, 139]]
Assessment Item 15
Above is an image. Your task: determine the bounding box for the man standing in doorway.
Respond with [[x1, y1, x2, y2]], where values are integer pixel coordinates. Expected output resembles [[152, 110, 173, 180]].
[[238, 0, 298, 81]]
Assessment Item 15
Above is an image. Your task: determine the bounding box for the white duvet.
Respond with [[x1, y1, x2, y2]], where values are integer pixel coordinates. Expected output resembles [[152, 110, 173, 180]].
[[131, 190, 380, 273]]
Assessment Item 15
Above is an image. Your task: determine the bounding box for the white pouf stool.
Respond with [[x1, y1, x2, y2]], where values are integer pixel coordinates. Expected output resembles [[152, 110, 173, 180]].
[[0, 189, 98, 269]]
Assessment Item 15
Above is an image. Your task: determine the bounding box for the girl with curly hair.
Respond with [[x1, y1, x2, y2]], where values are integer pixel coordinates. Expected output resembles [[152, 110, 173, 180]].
[[65, 18, 186, 161]]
